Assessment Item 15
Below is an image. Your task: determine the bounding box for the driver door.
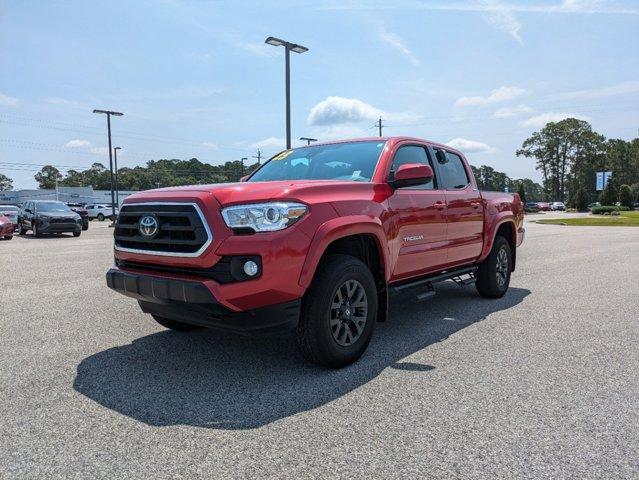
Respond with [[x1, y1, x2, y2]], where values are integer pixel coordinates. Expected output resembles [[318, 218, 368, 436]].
[[387, 144, 448, 280]]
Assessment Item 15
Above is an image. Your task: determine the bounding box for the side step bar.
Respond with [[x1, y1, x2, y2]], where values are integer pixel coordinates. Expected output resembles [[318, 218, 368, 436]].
[[390, 265, 478, 298]]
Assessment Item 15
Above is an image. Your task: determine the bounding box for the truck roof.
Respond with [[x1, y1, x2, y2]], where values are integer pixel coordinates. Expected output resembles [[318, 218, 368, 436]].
[[299, 136, 464, 157]]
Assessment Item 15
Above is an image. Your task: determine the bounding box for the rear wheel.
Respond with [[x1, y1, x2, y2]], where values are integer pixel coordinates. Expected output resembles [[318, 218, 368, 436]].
[[152, 314, 202, 331], [73, 231, 81, 237], [33, 223, 42, 238], [4, 235, 12, 240], [296, 254, 377, 368], [18, 223, 28, 235], [97, 213, 105, 221], [476, 235, 512, 298]]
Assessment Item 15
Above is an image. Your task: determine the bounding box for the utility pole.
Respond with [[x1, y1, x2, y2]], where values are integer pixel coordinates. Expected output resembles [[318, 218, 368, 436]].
[[375, 117, 384, 137], [55, 178, 59, 201], [252, 149, 262, 166], [113, 147, 121, 209], [300, 137, 317, 146], [265, 36, 309, 149], [93, 109, 123, 221]]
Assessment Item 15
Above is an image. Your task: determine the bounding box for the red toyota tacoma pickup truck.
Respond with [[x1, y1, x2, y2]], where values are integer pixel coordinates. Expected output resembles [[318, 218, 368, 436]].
[[107, 137, 524, 367]]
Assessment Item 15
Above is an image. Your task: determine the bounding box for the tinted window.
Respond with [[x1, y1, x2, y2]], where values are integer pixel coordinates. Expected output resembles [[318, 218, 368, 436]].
[[436, 150, 469, 189], [35, 202, 72, 213], [391, 146, 435, 190], [249, 141, 386, 182]]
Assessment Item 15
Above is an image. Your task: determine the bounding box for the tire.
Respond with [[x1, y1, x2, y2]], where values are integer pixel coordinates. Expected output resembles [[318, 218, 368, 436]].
[[296, 254, 377, 368], [33, 223, 42, 238], [476, 235, 512, 298], [73, 231, 81, 237], [152, 314, 202, 331], [97, 213, 105, 221], [4, 236, 12, 240], [82, 225, 88, 231], [18, 224, 27, 235]]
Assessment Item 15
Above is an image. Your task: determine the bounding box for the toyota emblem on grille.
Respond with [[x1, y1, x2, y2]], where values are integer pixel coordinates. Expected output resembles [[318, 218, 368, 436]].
[[139, 215, 159, 238]]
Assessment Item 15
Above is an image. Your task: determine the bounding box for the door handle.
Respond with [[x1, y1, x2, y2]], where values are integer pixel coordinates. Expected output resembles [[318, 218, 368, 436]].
[[434, 201, 446, 210], [470, 202, 480, 209]]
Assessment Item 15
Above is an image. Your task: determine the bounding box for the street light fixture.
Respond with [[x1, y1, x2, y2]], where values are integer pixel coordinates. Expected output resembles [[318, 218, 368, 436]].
[[113, 147, 121, 208], [300, 137, 318, 146], [265, 36, 308, 149], [93, 109, 123, 221]]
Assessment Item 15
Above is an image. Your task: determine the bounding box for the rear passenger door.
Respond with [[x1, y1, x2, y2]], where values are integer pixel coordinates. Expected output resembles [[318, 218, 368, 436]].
[[387, 144, 448, 280], [432, 148, 484, 265]]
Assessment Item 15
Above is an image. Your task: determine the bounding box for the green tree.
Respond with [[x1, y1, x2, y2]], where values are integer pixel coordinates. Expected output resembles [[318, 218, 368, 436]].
[[599, 179, 617, 206], [516, 182, 526, 204], [619, 184, 633, 209], [574, 187, 590, 212], [0, 172, 13, 191], [34, 165, 62, 189], [517, 118, 605, 202]]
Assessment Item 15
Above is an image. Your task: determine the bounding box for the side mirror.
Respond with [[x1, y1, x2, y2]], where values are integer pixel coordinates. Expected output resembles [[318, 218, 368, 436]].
[[390, 163, 434, 189]]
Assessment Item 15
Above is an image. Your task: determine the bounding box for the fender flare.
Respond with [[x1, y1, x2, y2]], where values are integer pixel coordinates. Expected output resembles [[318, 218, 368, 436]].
[[298, 215, 391, 289], [479, 215, 517, 262]]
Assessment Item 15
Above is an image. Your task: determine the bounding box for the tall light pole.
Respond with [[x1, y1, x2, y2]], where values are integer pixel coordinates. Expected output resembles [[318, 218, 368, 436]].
[[113, 146, 121, 208], [93, 109, 123, 220], [300, 136, 317, 146], [240, 157, 248, 178], [265, 36, 308, 149]]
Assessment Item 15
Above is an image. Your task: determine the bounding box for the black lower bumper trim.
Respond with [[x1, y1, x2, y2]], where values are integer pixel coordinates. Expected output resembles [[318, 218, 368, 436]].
[[106, 268, 300, 335]]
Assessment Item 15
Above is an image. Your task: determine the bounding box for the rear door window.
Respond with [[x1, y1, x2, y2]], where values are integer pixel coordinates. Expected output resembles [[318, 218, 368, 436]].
[[435, 150, 469, 189]]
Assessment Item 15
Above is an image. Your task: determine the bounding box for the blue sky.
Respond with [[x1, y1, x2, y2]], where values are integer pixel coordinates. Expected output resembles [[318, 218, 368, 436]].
[[1, 0, 638, 189]]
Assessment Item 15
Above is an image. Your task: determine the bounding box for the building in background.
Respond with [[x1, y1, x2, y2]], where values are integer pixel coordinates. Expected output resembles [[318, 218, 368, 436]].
[[0, 187, 137, 206]]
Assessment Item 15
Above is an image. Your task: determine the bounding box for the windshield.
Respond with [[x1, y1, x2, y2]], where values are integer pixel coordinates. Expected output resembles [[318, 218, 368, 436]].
[[248, 141, 387, 182], [36, 202, 72, 213]]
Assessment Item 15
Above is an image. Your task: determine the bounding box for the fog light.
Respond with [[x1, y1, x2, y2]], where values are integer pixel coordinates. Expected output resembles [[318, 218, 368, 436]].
[[243, 260, 259, 277]]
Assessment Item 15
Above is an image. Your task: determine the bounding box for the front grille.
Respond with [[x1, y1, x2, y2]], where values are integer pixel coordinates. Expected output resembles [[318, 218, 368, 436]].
[[49, 217, 75, 224], [114, 203, 211, 256]]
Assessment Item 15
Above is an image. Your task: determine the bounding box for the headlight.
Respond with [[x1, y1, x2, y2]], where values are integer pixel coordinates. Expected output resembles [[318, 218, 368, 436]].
[[221, 202, 307, 232]]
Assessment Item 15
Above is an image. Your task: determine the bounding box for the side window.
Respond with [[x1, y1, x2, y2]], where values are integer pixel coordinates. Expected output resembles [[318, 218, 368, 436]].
[[391, 145, 435, 190], [435, 150, 469, 189]]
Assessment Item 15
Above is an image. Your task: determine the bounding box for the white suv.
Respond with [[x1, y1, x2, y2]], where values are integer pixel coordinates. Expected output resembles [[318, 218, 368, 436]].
[[86, 204, 119, 221]]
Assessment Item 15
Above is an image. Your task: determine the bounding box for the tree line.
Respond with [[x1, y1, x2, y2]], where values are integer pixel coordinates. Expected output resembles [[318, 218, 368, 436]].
[[517, 118, 639, 206]]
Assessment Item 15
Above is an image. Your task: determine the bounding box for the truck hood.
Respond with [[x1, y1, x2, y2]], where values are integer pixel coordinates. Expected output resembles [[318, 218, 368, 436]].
[[136, 180, 379, 207]]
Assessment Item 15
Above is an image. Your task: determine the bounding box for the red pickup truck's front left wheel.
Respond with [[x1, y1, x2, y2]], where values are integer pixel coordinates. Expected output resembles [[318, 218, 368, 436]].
[[296, 254, 377, 368]]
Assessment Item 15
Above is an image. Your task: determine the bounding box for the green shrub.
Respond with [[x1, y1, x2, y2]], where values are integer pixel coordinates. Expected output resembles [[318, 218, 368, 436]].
[[574, 187, 590, 212], [599, 181, 618, 206], [619, 184, 634, 209], [591, 205, 626, 214]]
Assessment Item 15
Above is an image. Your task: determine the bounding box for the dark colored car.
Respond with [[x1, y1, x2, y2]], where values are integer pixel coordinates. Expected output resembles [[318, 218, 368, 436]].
[[0, 205, 20, 229], [67, 203, 89, 230], [0, 214, 14, 239], [18, 200, 83, 237], [525, 202, 540, 212]]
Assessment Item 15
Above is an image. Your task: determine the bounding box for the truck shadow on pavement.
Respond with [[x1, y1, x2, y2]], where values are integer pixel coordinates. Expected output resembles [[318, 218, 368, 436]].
[[74, 284, 529, 430]]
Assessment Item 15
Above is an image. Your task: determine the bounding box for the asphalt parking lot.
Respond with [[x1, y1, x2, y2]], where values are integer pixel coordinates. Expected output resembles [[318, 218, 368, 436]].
[[1, 216, 638, 479]]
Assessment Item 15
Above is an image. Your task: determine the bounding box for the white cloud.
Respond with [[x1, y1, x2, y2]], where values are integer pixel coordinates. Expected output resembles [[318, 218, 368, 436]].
[[240, 43, 279, 58], [65, 139, 92, 148], [0, 92, 19, 106], [201, 142, 218, 149], [455, 86, 527, 107], [378, 28, 420, 65], [250, 137, 286, 151], [89, 147, 109, 155], [308, 96, 382, 126], [484, 5, 522, 43], [552, 80, 639, 100], [520, 112, 589, 128], [446, 138, 493, 153], [492, 104, 534, 118]]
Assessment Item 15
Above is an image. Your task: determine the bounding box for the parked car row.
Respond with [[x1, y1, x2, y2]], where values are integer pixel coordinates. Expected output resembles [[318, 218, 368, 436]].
[[524, 201, 565, 212]]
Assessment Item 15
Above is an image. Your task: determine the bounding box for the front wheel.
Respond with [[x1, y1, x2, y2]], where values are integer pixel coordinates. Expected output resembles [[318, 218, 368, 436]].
[[33, 223, 42, 238], [296, 254, 377, 368], [476, 235, 512, 298], [152, 314, 202, 331], [73, 231, 81, 237], [18, 224, 28, 235], [97, 213, 105, 221]]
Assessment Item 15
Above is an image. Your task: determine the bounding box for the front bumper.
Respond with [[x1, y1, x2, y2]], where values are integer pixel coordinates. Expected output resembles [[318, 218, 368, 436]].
[[38, 222, 82, 233], [106, 268, 301, 335]]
